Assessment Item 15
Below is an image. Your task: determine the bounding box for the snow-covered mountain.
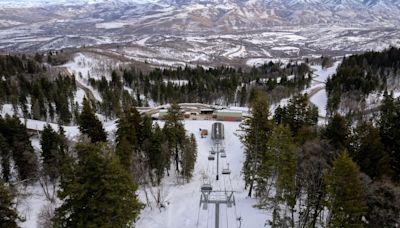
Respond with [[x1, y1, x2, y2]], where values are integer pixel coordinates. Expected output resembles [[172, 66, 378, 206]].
[[2, 0, 399, 28], [0, 0, 399, 61]]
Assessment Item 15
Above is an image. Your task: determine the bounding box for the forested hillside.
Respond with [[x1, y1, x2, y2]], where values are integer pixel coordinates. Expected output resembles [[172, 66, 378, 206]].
[[1, 50, 400, 227], [1, 53, 311, 122], [241, 90, 400, 227], [326, 47, 400, 114]]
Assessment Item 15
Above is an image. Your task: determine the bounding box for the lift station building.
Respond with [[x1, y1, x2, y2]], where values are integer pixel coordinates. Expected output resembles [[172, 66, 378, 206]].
[[211, 122, 225, 141], [215, 110, 242, 121]]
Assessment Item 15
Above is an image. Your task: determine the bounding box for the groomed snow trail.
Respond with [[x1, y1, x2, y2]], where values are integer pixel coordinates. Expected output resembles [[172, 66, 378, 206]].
[[136, 120, 269, 228]]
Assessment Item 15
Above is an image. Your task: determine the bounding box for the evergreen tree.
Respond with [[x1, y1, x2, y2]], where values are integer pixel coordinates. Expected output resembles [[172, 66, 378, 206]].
[[78, 97, 107, 143], [2, 116, 38, 182], [115, 106, 142, 172], [40, 124, 63, 180], [163, 102, 186, 174], [279, 93, 318, 135], [262, 125, 296, 227], [0, 135, 11, 182], [0, 182, 19, 228], [116, 136, 134, 171], [181, 134, 197, 182], [273, 125, 296, 226], [54, 143, 143, 227], [351, 121, 392, 179], [240, 90, 273, 197], [31, 98, 41, 120], [379, 92, 400, 181], [324, 114, 350, 151], [325, 152, 367, 227], [148, 123, 168, 185], [116, 106, 141, 148]]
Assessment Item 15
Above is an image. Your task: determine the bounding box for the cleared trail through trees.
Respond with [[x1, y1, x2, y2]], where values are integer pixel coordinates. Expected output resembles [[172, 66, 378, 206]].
[[199, 122, 240, 228]]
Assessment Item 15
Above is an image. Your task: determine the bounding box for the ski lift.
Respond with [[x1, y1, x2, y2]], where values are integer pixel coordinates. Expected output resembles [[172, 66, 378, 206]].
[[222, 163, 231, 175], [220, 148, 225, 153], [210, 149, 216, 155], [208, 154, 215, 161], [222, 168, 231, 175], [201, 183, 213, 192], [220, 152, 226, 158]]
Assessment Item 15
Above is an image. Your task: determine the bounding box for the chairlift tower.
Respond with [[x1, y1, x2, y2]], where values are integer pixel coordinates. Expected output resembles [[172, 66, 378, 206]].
[[212, 142, 226, 181], [200, 188, 236, 228]]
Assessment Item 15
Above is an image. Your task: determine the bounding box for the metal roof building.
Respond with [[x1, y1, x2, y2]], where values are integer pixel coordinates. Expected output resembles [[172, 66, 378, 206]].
[[211, 122, 225, 141], [215, 110, 242, 122]]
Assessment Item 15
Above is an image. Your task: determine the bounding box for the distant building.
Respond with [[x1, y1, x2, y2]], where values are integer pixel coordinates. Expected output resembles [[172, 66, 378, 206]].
[[184, 112, 191, 118], [211, 122, 224, 141], [200, 108, 214, 115], [215, 110, 242, 121]]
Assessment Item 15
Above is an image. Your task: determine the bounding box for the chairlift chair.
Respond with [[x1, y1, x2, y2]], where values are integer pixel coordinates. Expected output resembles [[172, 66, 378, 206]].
[[222, 163, 231, 175], [208, 155, 215, 161], [210, 149, 216, 155], [201, 183, 213, 192], [222, 168, 231, 175], [220, 152, 226, 158]]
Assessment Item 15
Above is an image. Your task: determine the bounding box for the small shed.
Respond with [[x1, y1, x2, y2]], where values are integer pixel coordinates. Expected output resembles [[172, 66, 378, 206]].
[[215, 110, 242, 121], [200, 129, 208, 138]]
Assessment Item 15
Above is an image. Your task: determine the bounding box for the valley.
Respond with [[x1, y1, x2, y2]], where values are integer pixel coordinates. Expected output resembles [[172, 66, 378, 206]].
[[1, 1, 400, 228]]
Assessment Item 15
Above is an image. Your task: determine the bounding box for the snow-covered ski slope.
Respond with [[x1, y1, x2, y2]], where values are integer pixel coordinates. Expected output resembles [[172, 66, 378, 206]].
[[8, 117, 269, 227], [137, 120, 269, 228]]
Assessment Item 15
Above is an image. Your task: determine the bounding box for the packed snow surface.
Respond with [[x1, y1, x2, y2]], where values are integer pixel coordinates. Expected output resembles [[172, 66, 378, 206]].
[[310, 89, 328, 117], [308, 60, 341, 117], [310, 61, 341, 83], [12, 117, 270, 228], [136, 120, 269, 228]]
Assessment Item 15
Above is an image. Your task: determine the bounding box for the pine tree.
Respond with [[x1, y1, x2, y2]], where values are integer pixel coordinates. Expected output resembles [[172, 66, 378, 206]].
[[116, 106, 141, 148], [2, 116, 38, 182], [115, 106, 142, 172], [379, 92, 400, 181], [54, 143, 143, 227], [40, 124, 63, 180], [325, 152, 367, 227], [324, 114, 350, 151], [280, 93, 318, 135], [181, 134, 197, 182], [0, 182, 19, 228], [78, 97, 107, 143], [148, 123, 168, 185], [31, 98, 41, 120], [351, 121, 392, 179], [0, 135, 11, 182], [116, 136, 134, 171], [163, 102, 186, 174], [270, 125, 296, 226], [240, 90, 273, 197]]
